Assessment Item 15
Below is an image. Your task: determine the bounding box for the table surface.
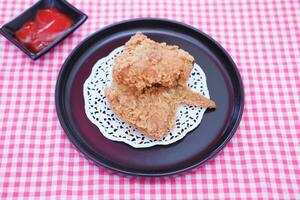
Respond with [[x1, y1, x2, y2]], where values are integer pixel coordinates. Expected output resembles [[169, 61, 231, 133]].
[[0, 0, 299, 199]]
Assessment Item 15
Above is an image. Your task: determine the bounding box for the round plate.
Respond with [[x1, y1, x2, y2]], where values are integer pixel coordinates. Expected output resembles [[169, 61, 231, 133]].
[[55, 18, 244, 176]]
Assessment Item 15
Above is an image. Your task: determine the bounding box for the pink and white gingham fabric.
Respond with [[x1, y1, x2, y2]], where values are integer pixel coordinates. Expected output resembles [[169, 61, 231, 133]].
[[0, 0, 299, 199]]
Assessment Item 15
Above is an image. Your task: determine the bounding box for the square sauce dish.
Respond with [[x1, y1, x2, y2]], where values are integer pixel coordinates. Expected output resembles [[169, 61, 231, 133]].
[[0, 0, 87, 60]]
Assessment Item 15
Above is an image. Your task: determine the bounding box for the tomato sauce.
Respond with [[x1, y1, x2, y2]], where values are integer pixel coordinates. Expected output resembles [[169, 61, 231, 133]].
[[15, 7, 73, 53]]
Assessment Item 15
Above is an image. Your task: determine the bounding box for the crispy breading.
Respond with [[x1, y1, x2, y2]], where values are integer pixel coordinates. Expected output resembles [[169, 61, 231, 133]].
[[105, 82, 216, 140], [105, 33, 216, 139], [113, 33, 194, 91]]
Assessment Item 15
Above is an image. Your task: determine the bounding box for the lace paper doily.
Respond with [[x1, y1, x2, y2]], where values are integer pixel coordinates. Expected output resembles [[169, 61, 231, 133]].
[[83, 46, 211, 148]]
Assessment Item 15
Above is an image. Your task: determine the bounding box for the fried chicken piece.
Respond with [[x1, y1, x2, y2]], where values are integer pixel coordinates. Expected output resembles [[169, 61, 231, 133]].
[[105, 33, 216, 139], [113, 33, 194, 91], [105, 82, 216, 140]]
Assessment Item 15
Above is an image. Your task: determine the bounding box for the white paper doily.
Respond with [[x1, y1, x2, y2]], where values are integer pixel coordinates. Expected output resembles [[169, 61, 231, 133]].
[[83, 46, 211, 148]]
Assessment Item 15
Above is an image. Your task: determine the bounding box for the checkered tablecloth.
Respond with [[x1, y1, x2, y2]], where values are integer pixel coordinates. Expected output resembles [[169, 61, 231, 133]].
[[0, 0, 299, 199]]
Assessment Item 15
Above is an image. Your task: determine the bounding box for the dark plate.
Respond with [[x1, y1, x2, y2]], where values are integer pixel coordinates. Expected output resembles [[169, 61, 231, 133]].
[[55, 18, 244, 176], [0, 0, 87, 60]]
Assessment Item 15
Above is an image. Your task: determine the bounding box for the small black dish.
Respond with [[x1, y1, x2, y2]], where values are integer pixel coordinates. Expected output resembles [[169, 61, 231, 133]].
[[0, 0, 87, 60]]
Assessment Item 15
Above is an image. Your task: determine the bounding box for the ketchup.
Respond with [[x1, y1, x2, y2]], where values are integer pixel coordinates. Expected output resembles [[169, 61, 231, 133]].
[[15, 7, 73, 53]]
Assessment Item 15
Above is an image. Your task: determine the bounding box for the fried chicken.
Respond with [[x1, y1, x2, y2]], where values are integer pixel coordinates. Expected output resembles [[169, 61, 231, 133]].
[[105, 82, 216, 140], [113, 33, 194, 91], [104, 33, 216, 140]]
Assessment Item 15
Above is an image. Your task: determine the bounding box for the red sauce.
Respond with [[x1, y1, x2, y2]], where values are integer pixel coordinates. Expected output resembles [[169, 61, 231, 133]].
[[15, 7, 73, 53]]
